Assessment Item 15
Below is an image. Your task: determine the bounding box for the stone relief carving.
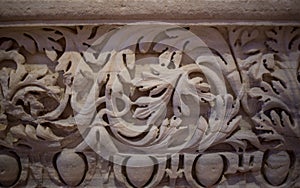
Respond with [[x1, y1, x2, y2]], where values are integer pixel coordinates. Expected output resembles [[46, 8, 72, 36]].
[[0, 24, 299, 187]]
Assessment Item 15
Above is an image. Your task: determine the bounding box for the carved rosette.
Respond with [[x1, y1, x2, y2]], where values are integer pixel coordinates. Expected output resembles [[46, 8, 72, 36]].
[[0, 24, 299, 187]]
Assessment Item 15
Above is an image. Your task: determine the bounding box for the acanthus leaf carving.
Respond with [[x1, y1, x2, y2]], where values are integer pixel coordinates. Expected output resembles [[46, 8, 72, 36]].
[[0, 24, 299, 187]]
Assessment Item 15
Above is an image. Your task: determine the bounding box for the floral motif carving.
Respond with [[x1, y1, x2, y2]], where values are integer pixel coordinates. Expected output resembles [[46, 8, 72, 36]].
[[0, 24, 299, 187]]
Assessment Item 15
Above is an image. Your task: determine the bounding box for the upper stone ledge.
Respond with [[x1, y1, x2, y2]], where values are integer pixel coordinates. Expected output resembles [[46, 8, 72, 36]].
[[0, 0, 300, 25]]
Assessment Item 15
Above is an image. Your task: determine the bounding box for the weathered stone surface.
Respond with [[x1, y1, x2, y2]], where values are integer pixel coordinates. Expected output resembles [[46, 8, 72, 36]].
[[0, 1, 300, 187], [56, 150, 86, 186], [0, 153, 20, 187], [0, 0, 300, 25], [195, 154, 224, 187], [126, 156, 154, 187], [263, 150, 291, 186]]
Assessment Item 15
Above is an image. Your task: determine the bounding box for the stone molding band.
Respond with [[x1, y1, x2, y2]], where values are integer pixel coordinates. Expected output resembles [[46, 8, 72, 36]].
[[1, 0, 300, 24]]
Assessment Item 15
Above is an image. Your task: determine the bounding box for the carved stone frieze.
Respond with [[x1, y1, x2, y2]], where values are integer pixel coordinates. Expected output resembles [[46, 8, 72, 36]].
[[0, 24, 299, 187]]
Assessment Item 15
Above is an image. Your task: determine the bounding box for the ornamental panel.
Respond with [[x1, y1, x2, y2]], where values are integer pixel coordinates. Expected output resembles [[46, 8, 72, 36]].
[[0, 24, 299, 187]]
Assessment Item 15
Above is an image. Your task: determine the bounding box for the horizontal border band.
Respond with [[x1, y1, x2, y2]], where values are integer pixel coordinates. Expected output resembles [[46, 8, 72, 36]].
[[0, 0, 300, 26]]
